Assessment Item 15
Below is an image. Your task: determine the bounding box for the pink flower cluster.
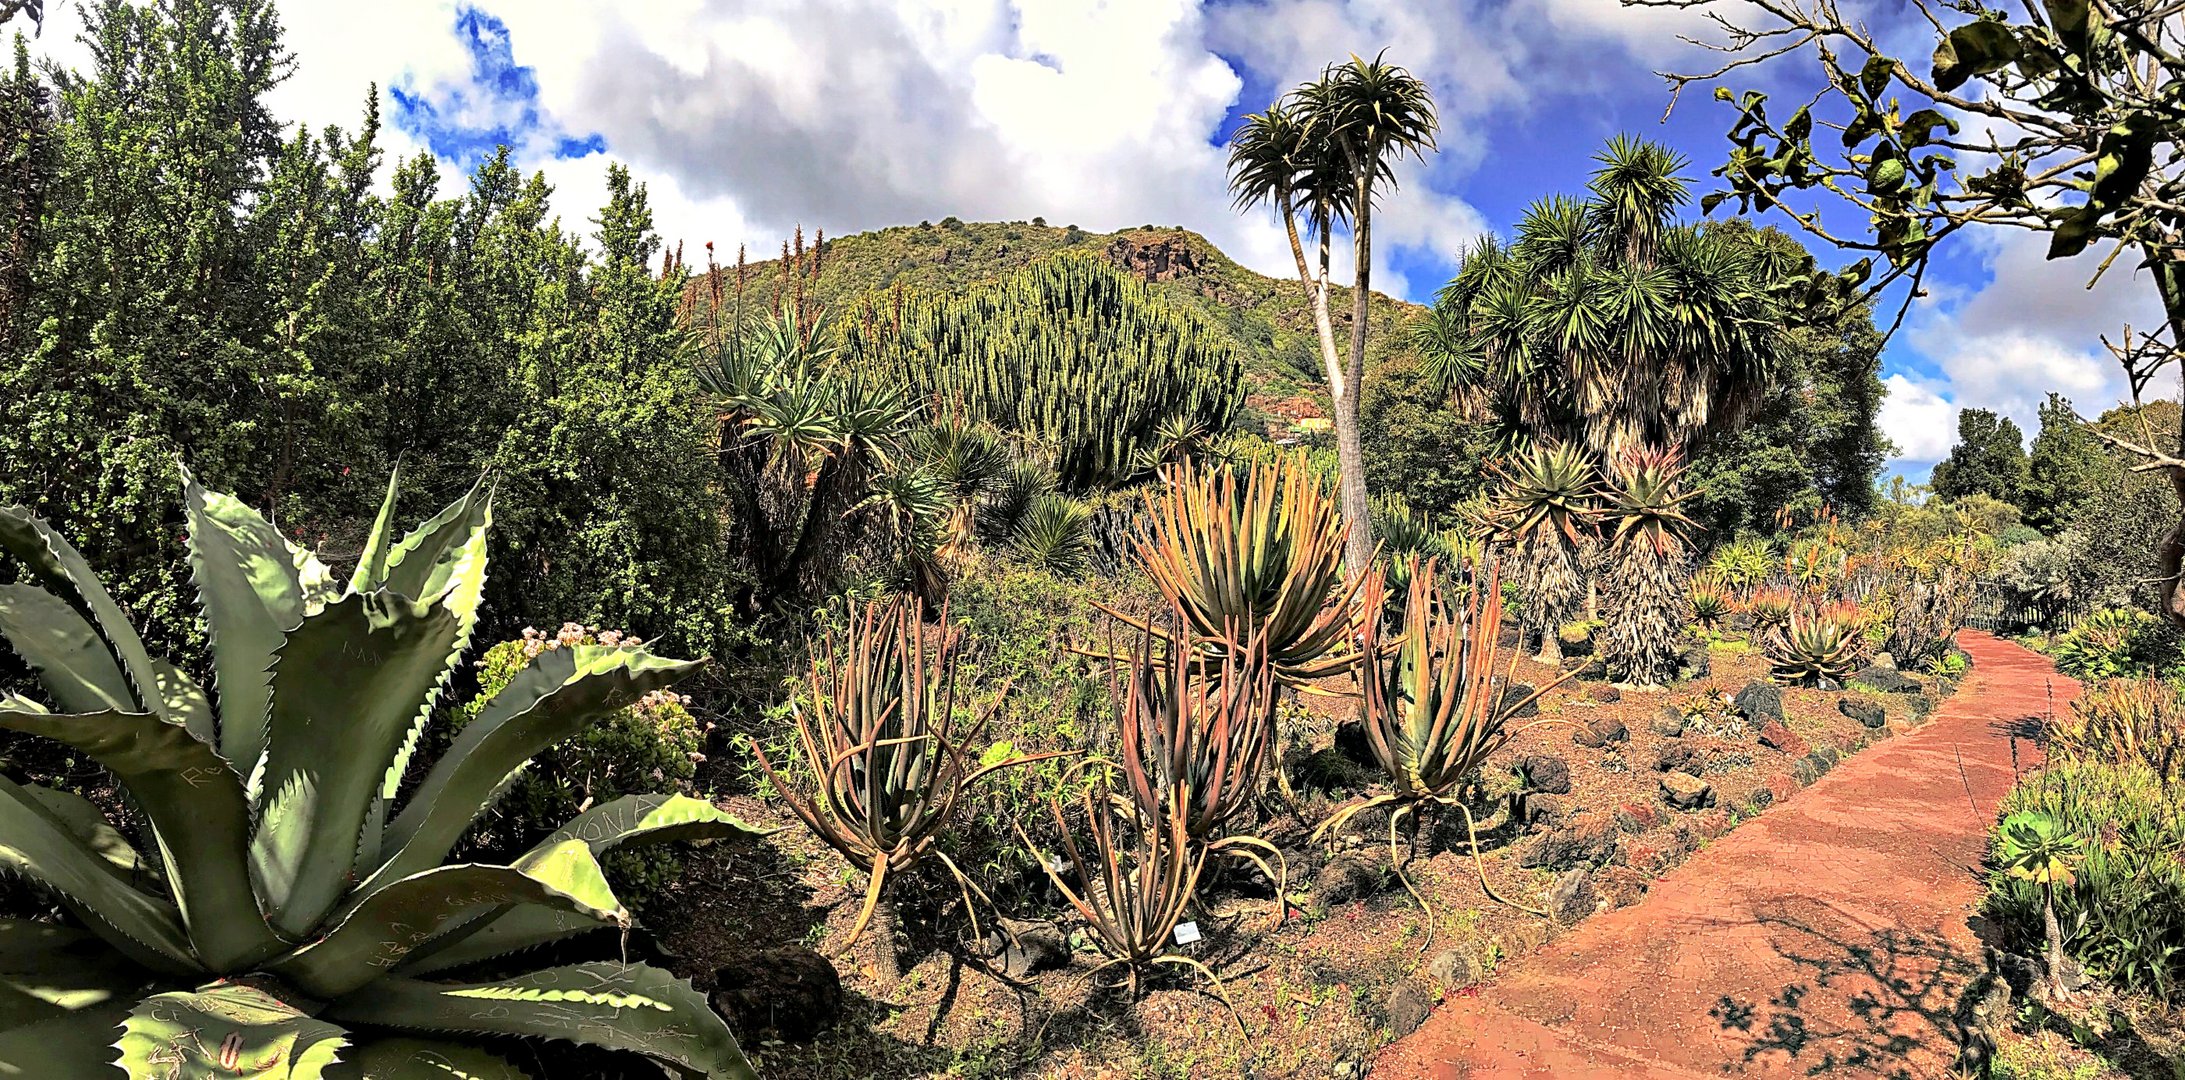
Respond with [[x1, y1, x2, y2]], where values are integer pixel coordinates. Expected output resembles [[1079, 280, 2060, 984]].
[[514, 622, 645, 661]]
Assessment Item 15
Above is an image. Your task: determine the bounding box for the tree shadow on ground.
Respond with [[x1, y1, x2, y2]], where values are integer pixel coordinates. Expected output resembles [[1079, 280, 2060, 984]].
[[1706, 910, 1983, 1079]]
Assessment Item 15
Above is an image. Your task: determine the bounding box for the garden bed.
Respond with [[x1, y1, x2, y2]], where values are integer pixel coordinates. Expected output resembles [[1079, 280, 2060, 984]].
[[607, 635, 1960, 1079]]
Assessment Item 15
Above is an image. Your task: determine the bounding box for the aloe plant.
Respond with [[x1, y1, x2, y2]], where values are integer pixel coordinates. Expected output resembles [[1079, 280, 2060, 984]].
[[1487, 443, 1598, 663], [1119, 456, 1364, 685], [1112, 625, 1285, 912], [1316, 558, 1571, 928], [0, 469, 762, 1079], [752, 596, 1065, 987], [1598, 446, 1699, 686], [1028, 774, 1246, 1035], [1688, 573, 1732, 629], [1764, 601, 1869, 686]]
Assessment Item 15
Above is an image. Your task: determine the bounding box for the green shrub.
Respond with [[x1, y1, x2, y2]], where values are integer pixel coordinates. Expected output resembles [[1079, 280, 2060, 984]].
[[2050, 607, 2173, 680], [448, 624, 708, 910], [1987, 759, 2185, 1002], [2052, 677, 2184, 781]]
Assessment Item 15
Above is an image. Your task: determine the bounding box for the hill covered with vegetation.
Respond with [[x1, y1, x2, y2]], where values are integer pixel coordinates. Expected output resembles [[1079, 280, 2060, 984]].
[[681, 218, 1424, 424]]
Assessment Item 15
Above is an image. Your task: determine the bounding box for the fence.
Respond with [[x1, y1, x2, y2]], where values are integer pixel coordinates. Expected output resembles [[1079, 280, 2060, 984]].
[[1965, 582, 2094, 637]]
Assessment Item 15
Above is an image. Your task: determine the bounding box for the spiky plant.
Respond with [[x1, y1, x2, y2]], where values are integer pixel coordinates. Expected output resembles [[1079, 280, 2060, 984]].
[[1009, 493, 1094, 578], [1317, 559, 1570, 929], [1027, 774, 1246, 1034], [1598, 447, 1699, 685], [1488, 443, 1599, 663], [1743, 585, 1796, 636], [1707, 537, 1775, 591], [1879, 561, 1974, 669], [907, 415, 1010, 556], [753, 596, 1066, 987], [0, 471, 762, 1078], [1784, 539, 1844, 593], [1689, 573, 1733, 629], [1118, 456, 1364, 685], [1764, 601, 1869, 686], [1113, 625, 1284, 912]]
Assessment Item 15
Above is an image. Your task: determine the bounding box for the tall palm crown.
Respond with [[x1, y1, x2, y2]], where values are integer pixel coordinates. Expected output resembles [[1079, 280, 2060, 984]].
[[1226, 104, 1349, 241], [1422, 135, 1783, 458]]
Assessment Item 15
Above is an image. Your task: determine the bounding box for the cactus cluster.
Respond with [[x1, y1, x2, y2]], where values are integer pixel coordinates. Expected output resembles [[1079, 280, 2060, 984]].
[[846, 253, 1243, 490]]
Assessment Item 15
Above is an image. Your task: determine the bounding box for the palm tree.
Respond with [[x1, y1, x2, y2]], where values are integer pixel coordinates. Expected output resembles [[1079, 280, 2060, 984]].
[[1228, 54, 1438, 576], [1420, 136, 1781, 460]]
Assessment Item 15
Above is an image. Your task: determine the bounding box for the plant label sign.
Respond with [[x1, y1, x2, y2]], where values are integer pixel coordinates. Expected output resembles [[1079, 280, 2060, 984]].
[[1173, 921, 1202, 946]]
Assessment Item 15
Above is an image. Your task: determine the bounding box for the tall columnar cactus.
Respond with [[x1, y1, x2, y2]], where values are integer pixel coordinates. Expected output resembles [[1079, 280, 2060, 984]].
[[0, 469, 762, 1079], [843, 253, 1244, 490]]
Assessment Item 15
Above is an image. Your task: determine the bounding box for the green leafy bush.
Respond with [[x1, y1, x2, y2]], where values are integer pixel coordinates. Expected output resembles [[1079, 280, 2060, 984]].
[[2052, 678, 2184, 782], [448, 624, 709, 910], [1987, 759, 2185, 1002], [2050, 608, 2172, 680]]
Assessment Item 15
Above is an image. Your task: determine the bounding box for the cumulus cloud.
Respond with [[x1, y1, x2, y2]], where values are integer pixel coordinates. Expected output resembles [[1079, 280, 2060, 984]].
[[1881, 227, 2156, 469]]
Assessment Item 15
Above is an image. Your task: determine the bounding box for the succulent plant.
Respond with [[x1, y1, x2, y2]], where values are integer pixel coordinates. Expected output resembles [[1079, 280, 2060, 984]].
[[1487, 443, 1598, 662], [1317, 558, 1569, 925], [0, 469, 761, 1078], [1764, 601, 1869, 685], [1743, 585, 1796, 636], [1598, 446, 1698, 685], [1688, 574, 1733, 629], [753, 596, 1067, 986]]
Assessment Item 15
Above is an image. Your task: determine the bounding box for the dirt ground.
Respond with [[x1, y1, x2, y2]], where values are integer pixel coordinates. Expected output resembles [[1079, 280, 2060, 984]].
[[625, 634, 1949, 1080]]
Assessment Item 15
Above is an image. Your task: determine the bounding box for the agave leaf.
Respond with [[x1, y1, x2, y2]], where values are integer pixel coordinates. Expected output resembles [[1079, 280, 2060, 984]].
[[326, 962, 754, 1080], [271, 840, 627, 1000], [117, 983, 348, 1080], [0, 507, 176, 729], [0, 777, 195, 974], [393, 795, 766, 976], [21, 787, 145, 876], [364, 646, 701, 894], [251, 592, 462, 940], [326, 1037, 532, 1080], [350, 467, 403, 596], [0, 921, 156, 1034], [363, 483, 492, 870], [0, 585, 133, 714], [391, 908, 609, 977], [0, 707, 272, 972], [0, 1001, 130, 1078], [184, 471, 309, 773], [151, 660, 216, 750]]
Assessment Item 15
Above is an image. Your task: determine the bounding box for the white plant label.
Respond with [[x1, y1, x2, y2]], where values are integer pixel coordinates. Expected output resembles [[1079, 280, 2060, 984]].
[[1173, 921, 1202, 946]]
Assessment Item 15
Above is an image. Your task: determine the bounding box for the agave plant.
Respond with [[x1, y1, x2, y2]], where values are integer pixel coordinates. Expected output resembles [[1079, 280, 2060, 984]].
[[1765, 601, 1869, 686], [753, 596, 1066, 986], [1487, 443, 1598, 663], [1113, 625, 1284, 911], [1119, 456, 1364, 684], [0, 471, 761, 1078], [1317, 558, 1570, 927], [1028, 775, 1245, 1034], [1688, 574, 1733, 629], [1598, 447, 1698, 686]]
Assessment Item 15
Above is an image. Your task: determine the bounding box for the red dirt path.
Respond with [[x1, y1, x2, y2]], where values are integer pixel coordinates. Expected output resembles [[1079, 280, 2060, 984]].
[[1376, 631, 2075, 1079]]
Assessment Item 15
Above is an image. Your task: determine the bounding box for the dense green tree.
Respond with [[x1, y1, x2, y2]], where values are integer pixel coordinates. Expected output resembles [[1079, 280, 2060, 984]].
[[1930, 409, 2031, 508], [2026, 393, 2118, 534], [1358, 352, 1495, 521]]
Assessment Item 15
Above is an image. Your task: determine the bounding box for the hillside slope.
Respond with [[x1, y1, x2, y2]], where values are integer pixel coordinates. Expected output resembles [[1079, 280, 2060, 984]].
[[681, 219, 1426, 422]]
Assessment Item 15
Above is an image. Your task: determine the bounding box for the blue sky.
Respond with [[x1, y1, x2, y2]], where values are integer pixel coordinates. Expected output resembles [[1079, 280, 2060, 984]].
[[33, 0, 2153, 479]]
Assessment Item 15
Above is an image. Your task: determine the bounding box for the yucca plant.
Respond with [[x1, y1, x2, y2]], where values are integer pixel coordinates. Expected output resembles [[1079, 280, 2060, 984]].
[[753, 596, 1066, 987], [1488, 443, 1598, 663], [1027, 775, 1245, 1034], [1688, 574, 1733, 629], [1598, 447, 1698, 685], [1009, 493, 1093, 577], [0, 470, 762, 1078], [1317, 558, 1569, 928], [1113, 625, 1284, 912], [1764, 601, 1869, 686], [1118, 456, 1364, 685]]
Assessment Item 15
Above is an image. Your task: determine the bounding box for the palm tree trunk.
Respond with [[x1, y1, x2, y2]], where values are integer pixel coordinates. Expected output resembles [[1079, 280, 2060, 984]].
[[1335, 174, 1376, 577]]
